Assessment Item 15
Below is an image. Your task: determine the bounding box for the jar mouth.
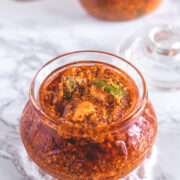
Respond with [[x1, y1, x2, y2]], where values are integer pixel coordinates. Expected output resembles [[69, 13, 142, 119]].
[[29, 51, 147, 136]]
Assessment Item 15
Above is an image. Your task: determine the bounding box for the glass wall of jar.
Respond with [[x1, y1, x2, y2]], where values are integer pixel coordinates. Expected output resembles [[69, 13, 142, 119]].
[[79, 0, 162, 21], [20, 51, 157, 180]]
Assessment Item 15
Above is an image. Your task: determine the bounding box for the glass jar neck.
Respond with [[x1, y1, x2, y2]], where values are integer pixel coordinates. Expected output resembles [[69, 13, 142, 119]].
[[29, 51, 147, 138]]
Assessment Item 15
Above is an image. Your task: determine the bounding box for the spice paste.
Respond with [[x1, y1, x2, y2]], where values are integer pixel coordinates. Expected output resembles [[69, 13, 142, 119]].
[[39, 65, 137, 127]]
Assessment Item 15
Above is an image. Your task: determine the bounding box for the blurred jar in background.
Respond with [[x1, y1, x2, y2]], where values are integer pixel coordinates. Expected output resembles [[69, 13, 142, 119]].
[[79, 0, 162, 21]]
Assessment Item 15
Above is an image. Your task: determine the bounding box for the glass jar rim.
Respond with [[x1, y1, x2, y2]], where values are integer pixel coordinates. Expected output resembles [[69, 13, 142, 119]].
[[29, 50, 147, 137]]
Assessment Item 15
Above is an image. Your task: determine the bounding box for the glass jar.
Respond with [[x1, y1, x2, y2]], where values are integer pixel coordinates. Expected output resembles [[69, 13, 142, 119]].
[[20, 51, 157, 180], [79, 0, 162, 21]]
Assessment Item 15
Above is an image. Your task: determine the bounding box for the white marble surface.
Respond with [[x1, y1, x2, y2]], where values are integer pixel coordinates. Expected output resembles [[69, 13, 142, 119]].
[[0, 0, 180, 179]]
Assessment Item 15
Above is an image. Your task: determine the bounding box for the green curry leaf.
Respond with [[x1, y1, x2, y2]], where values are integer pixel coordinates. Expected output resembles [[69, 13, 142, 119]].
[[118, 86, 126, 96], [93, 79, 126, 97], [93, 79, 106, 87], [137, 9, 144, 17], [68, 77, 74, 90]]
